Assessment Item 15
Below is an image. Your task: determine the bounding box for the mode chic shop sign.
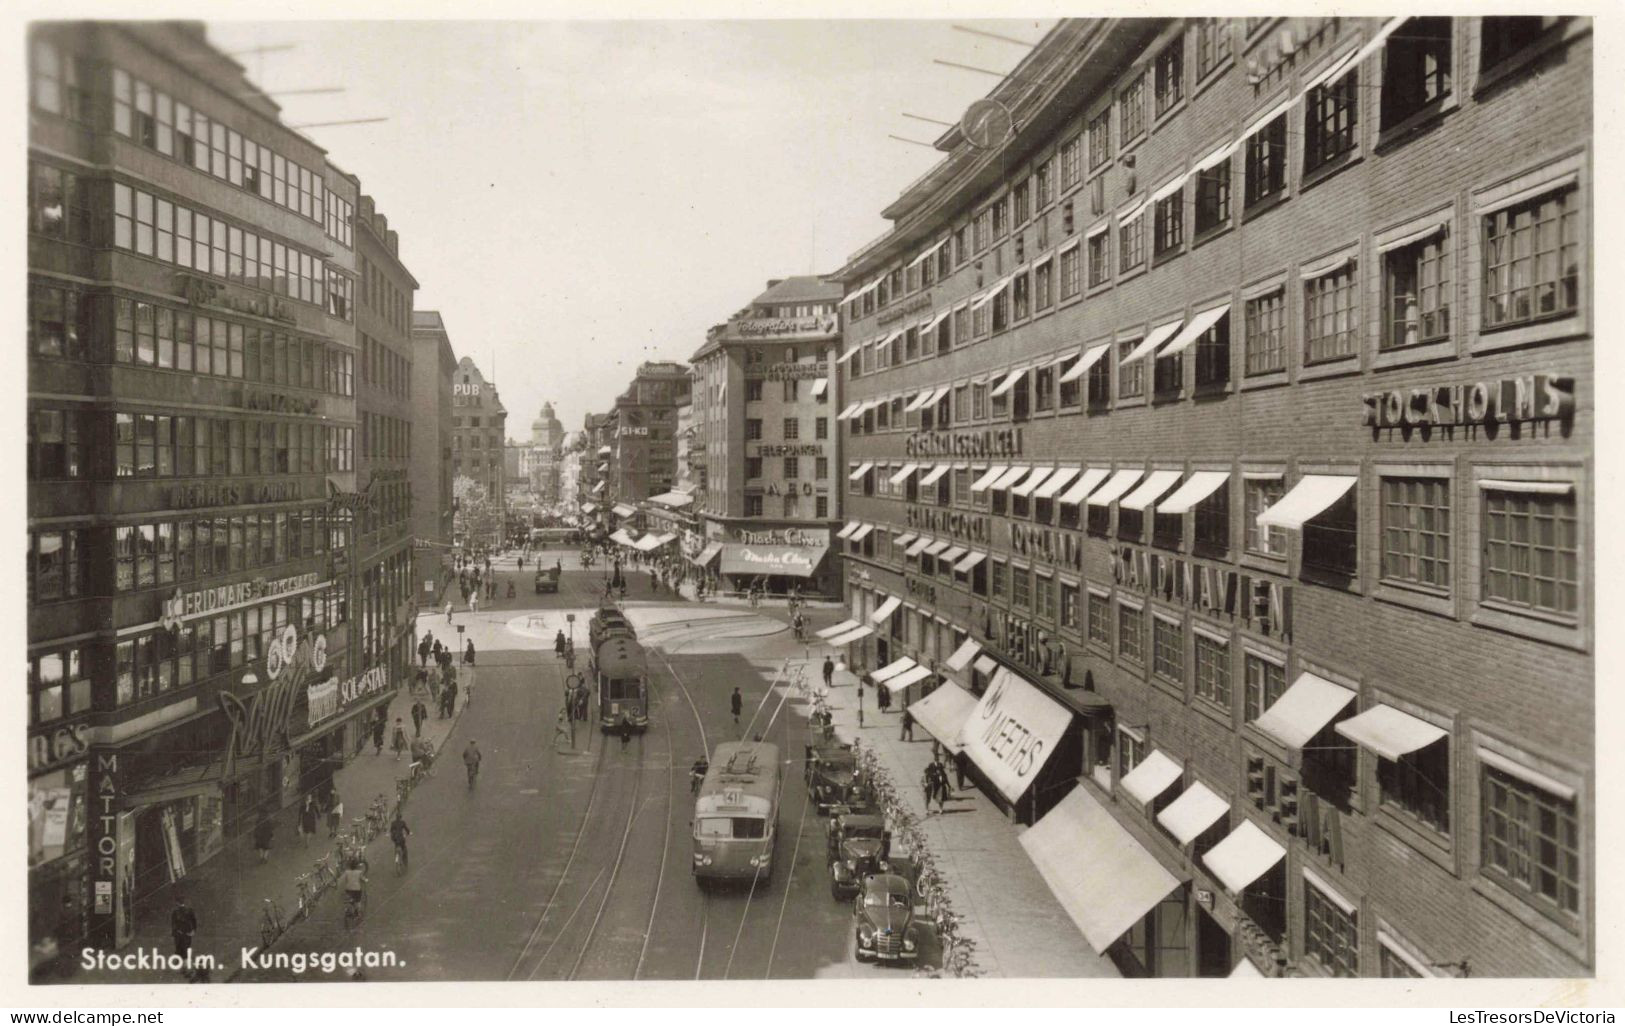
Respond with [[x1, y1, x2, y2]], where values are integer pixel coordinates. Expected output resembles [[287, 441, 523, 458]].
[[1362, 374, 1574, 431], [905, 505, 992, 544], [905, 427, 1023, 460], [1111, 545, 1292, 643]]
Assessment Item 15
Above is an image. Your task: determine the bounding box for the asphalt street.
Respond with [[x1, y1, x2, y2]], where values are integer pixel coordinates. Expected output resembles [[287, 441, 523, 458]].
[[237, 554, 907, 981]]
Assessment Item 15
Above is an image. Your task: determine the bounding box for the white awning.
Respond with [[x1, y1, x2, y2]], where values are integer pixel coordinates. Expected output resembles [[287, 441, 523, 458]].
[[849, 523, 875, 542], [835, 521, 861, 539], [991, 465, 1031, 491], [973, 655, 999, 675], [1059, 467, 1111, 506], [1476, 749, 1577, 801], [847, 461, 874, 481], [928, 385, 952, 406], [905, 536, 935, 557], [1194, 138, 1240, 173], [1120, 750, 1183, 805], [890, 463, 920, 485], [649, 491, 694, 508], [971, 465, 1008, 492], [872, 657, 918, 683], [812, 377, 828, 397], [580, 502, 598, 514], [1335, 705, 1448, 762], [923, 539, 951, 556], [1300, 46, 1359, 95], [1058, 344, 1110, 384], [1156, 471, 1230, 515], [1086, 468, 1144, 507], [939, 545, 967, 563], [1034, 467, 1081, 500], [691, 541, 723, 566], [990, 367, 1028, 397], [869, 595, 902, 623], [1300, 250, 1355, 280], [1156, 782, 1230, 845], [1118, 198, 1147, 225], [961, 668, 1073, 803], [918, 464, 951, 486], [609, 529, 637, 547], [1009, 466, 1055, 498], [598, 446, 612, 456], [1151, 173, 1187, 202], [1119, 469, 1184, 512], [1202, 819, 1287, 894], [887, 664, 935, 692], [1377, 216, 1450, 255], [1254, 671, 1357, 750], [954, 550, 987, 573], [634, 533, 665, 552], [910, 681, 978, 754], [1243, 97, 1295, 141], [1020, 787, 1184, 954], [904, 389, 936, 413], [1256, 474, 1358, 529], [924, 308, 952, 332], [816, 619, 860, 639], [893, 532, 917, 547], [827, 625, 876, 646], [1160, 304, 1231, 357], [597, 463, 610, 473], [837, 401, 862, 419], [945, 638, 982, 672], [1120, 320, 1184, 364], [612, 503, 637, 518], [836, 347, 861, 366], [592, 481, 606, 493]]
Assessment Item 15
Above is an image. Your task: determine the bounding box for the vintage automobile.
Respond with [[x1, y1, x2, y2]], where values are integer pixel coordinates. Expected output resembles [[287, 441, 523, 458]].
[[852, 873, 921, 965], [804, 744, 867, 815], [827, 810, 890, 900], [533, 565, 561, 594]]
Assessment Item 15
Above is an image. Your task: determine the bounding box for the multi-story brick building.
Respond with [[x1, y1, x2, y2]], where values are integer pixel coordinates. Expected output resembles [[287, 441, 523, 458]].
[[690, 276, 844, 596], [26, 21, 372, 964], [834, 16, 1590, 979], [609, 361, 691, 504], [409, 310, 457, 603], [449, 356, 506, 545]]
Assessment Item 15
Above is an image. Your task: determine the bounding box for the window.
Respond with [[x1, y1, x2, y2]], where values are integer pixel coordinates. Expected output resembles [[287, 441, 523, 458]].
[[1303, 880, 1359, 977], [1088, 231, 1111, 287], [1481, 17, 1565, 70], [1012, 273, 1030, 321], [1384, 229, 1452, 347], [1195, 481, 1230, 553], [1153, 191, 1183, 258], [1244, 652, 1285, 721], [744, 379, 762, 402], [1035, 574, 1055, 620], [1379, 941, 1425, 979], [1012, 566, 1031, 609], [989, 559, 1007, 601], [1482, 487, 1578, 617], [1088, 592, 1111, 646], [1155, 40, 1184, 116], [1088, 109, 1111, 171], [783, 379, 799, 402], [1152, 616, 1183, 683], [1034, 260, 1054, 311], [1059, 247, 1081, 300], [1304, 261, 1358, 363], [1195, 158, 1231, 234], [1244, 114, 1287, 208], [1481, 187, 1579, 331], [1060, 582, 1080, 631], [1379, 734, 1451, 834], [1119, 213, 1145, 273], [1480, 762, 1580, 915], [1118, 603, 1144, 664], [782, 417, 799, 440], [816, 495, 828, 518], [783, 456, 799, 480], [1381, 477, 1452, 590], [1118, 339, 1145, 399], [1033, 363, 1055, 413], [1118, 729, 1146, 781], [1153, 350, 1183, 397], [1243, 289, 1286, 374], [745, 418, 762, 441], [31, 529, 86, 603], [744, 494, 763, 517], [1381, 18, 1452, 129], [1193, 632, 1231, 709], [1061, 134, 1084, 192], [1303, 486, 1359, 578], [1195, 311, 1231, 389], [1119, 75, 1146, 144], [1305, 70, 1358, 171], [1193, 19, 1232, 78]]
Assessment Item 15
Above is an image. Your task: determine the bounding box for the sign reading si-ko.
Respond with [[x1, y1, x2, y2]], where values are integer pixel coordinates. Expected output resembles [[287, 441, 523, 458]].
[[1111, 545, 1292, 642], [958, 668, 1071, 803], [906, 428, 1023, 459], [1362, 374, 1574, 431]]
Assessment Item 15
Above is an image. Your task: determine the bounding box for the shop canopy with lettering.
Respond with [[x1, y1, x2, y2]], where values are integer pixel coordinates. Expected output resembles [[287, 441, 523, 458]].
[[826, 625, 876, 646], [909, 680, 979, 754], [1033, 467, 1082, 500], [1120, 320, 1184, 364], [869, 595, 903, 623], [954, 550, 987, 573], [890, 463, 920, 485], [990, 366, 1028, 397], [943, 637, 982, 673], [1255, 474, 1358, 530], [1159, 304, 1231, 357], [973, 654, 999, 676], [1155, 781, 1230, 845], [990, 465, 1032, 492], [971, 465, 1009, 492], [958, 667, 1073, 802], [1020, 786, 1184, 954], [718, 543, 825, 578], [1010, 466, 1056, 498], [905, 536, 935, 557], [1059, 343, 1112, 383], [1155, 471, 1230, 515], [1253, 671, 1357, 750], [690, 541, 723, 566], [648, 491, 694, 508], [1085, 468, 1145, 507], [1334, 705, 1448, 761], [1058, 467, 1111, 506], [887, 664, 935, 692], [817, 619, 861, 639], [848, 461, 874, 481], [836, 521, 861, 539], [1119, 469, 1184, 512], [918, 464, 951, 487], [872, 657, 918, 683], [1119, 749, 1184, 805], [1202, 819, 1287, 894], [849, 523, 875, 542]]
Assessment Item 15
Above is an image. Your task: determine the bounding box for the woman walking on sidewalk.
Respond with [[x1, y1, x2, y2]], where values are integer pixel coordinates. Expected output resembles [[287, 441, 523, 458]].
[[392, 718, 408, 761], [254, 815, 274, 862], [298, 795, 319, 847]]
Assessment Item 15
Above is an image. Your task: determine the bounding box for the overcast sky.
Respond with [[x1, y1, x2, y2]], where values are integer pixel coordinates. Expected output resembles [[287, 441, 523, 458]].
[[204, 19, 1052, 435]]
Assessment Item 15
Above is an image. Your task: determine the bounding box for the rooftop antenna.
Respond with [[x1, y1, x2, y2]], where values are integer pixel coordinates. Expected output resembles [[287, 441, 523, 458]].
[[951, 24, 1039, 48], [932, 58, 1024, 81]]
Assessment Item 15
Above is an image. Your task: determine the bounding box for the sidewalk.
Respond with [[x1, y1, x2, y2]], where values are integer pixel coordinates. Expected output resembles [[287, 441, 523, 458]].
[[64, 664, 474, 984], [777, 619, 1117, 979]]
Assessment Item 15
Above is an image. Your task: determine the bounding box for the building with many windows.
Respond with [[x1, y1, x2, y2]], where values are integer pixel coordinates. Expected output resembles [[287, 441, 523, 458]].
[[409, 310, 457, 603], [449, 356, 507, 541], [608, 361, 691, 505], [834, 16, 1590, 979], [26, 21, 376, 967], [690, 276, 844, 596]]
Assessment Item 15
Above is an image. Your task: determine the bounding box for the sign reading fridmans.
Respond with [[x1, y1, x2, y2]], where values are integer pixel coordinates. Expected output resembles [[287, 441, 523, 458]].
[[162, 572, 325, 624]]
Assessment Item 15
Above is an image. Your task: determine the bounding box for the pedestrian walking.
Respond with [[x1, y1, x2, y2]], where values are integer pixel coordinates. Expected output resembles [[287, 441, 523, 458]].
[[900, 706, 915, 742], [445, 677, 459, 716], [392, 718, 408, 761], [469, 591, 479, 614], [822, 656, 835, 690], [618, 714, 635, 748], [411, 700, 428, 737], [253, 815, 274, 861], [462, 740, 482, 787], [327, 793, 344, 838], [554, 630, 567, 658], [445, 599, 453, 623], [933, 760, 951, 812], [371, 713, 386, 755], [856, 678, 866, 714], [730, 687, 742, 726], [418, 634, 432, 668], [299, 795, 319, 846], [922, 764, 937, 815], [465, 639, 476, 666], [171, 893, 198, 959], [953, 750, 968, 790]]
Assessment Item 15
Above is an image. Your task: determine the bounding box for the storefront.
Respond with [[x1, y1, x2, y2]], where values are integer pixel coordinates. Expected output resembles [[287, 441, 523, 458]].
[[716, 526, 831, 596], [28, 732, 89, 976], [956, 666, 1079, 824]]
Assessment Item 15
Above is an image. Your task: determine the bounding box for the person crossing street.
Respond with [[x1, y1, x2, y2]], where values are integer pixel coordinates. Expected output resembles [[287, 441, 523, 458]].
[[463, 739, 482, 787]]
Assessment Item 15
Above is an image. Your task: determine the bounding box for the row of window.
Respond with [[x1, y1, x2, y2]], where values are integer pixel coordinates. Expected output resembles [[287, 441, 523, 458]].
[[359, 253, 415, 337], [361, 410, 413, 462], [361, 333, 411, 399], [741, 493, 830, 519], [742, 416, 830, 442], [744, 455, 831, 482], [741, 377, 830, 404]]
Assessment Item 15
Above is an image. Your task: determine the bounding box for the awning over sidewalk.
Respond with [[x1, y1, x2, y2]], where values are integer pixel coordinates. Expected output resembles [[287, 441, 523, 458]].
[[718, 543, 826, 578], [1253, 671, 1356, 749], [826, 625, 875, 646], [910, 682, 978, 755], [959, 668, 1073, 803], [1020, 786, 1184, 954], [634, 533, 665, 551], [609, 529, 637, 547], [690, 541, 723, 566], [648, 491, 694, 508], [872, 657, 918, 683], [816, 619, 860, 639], [945, 638, 982, 672], [869, 595, 902, 623], [1202, 819, 1287, 894], [887, 664, 934, 692], [973, 655, 999, 675], [612, 503, 637, 518]]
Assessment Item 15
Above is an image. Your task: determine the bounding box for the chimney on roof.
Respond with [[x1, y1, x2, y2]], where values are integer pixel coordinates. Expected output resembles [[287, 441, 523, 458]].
[[357, 195, 376, 223], [374, 212, 388, 236], [386, 229, 398, 257]]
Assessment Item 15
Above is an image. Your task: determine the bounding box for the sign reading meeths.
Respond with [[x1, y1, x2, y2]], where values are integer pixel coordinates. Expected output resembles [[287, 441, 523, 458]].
[[957, 668, 1071, 803]]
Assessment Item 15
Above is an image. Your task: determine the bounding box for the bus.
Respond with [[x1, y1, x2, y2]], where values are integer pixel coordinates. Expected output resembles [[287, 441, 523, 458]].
[[593, 634, 649, 731], [692, 741, 780, 887], [529, 526, 582, 548]]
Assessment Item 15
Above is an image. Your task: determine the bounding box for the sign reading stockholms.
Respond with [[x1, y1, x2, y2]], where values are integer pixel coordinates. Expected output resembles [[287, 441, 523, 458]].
[[957, 668, 1072, 803]]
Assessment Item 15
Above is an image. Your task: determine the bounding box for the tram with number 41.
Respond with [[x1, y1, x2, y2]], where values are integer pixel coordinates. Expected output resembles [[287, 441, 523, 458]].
[[692, 741, 780, 888]]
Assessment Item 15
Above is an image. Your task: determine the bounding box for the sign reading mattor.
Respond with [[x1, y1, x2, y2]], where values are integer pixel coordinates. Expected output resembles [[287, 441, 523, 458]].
[[957, 667, 1072, 803]]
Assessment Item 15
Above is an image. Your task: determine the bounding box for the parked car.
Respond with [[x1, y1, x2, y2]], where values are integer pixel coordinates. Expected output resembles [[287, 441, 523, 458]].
[[852, 872, 921, 965], [804, 744, 866, 815], [827, 810, 889, 900]]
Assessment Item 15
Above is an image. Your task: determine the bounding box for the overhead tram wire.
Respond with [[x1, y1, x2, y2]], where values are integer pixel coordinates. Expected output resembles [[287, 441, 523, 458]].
[[950, 24, 1040, 48]]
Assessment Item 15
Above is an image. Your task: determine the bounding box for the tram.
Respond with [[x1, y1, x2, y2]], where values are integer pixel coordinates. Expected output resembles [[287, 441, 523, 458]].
[[692, 741, 780, 887], [593, 633, 649, 731]]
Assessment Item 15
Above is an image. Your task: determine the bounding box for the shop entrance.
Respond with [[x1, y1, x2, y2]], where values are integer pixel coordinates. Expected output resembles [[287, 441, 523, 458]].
[[1196, 906, 1233, 977]]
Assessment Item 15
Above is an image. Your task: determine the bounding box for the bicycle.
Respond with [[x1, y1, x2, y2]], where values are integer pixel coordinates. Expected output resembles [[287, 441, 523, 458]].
[[393, 839, 409, 875], [260, 897, 285, 948], [342, 890, 366, 931]]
